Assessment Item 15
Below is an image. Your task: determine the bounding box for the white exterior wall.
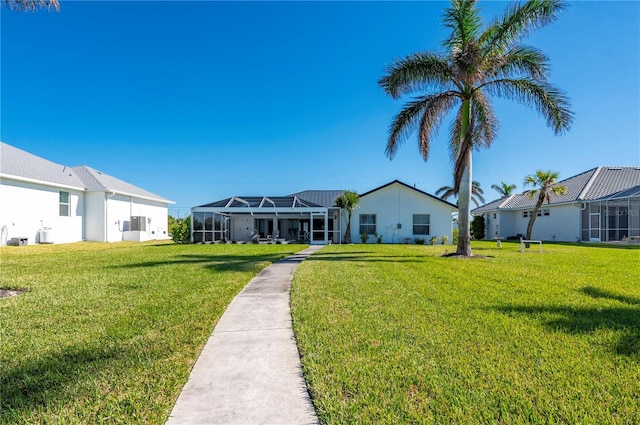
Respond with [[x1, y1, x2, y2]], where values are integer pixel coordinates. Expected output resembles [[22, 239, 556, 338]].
[[84, 191, 106, 242], [104, 195, 169, 242], [511, 204, 580, 242], [0, 178, 84, 244], [348, 183, 456, 244]]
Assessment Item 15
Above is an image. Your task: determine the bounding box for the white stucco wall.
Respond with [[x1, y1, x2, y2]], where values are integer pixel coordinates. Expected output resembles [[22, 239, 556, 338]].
[[103, 194, 169, 242], [348, 183, 456, 244], [0, 178, 84, 244], [84, 191, 106, 242], [509, 205, 580, 242]]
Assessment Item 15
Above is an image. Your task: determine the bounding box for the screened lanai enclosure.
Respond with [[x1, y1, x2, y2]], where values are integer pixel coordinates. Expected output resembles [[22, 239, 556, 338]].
[[191, 195, 342, 244], [581, 185, 640, 242]]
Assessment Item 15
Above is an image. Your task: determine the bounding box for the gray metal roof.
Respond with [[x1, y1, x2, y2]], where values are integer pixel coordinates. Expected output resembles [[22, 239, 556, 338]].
[[599, 184, 640, 200], [1, 142, 172, 203], [1, 142, 85, 188], [288, 190, 345, 208], [472, 167, 640, 213]]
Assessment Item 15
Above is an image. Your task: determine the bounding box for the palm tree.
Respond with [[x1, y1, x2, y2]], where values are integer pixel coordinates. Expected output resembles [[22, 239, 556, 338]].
[[436, 180, 485, 207], [523, 170, 568, 243], [491, 181, 517, 197], [2, 0, 60, 11], [334, 190, 359, 244], [378, 0, 573, 256]]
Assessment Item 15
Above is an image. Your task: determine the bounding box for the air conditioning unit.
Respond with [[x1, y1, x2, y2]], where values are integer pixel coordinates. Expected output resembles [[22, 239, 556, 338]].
[[130, 216, 147, 232]]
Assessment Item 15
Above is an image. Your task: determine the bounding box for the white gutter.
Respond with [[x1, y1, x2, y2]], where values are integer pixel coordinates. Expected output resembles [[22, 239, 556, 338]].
[[0, 173, 84, 191], [86, 188, 175, 204]]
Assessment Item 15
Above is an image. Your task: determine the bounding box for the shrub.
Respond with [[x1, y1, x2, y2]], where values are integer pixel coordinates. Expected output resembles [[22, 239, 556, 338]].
[[471, 215, 486, 240], [452, 228, 459, 244], [360, 233, 369, 244], [414, 237, 425, 245], [170, 216, 191, 244], [430, 236, 439, 245], [441, 235, 448, 244]]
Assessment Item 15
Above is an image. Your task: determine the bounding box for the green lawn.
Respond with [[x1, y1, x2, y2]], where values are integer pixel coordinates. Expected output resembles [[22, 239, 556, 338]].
[[291, 242, 640, 424], [0, 241, 302, 424]]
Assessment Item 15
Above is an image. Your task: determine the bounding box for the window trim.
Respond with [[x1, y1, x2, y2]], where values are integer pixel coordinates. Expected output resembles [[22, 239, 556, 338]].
[[412, 214, 430, 235], [359, 214, 376, 235], [59, 191, 70, 217]]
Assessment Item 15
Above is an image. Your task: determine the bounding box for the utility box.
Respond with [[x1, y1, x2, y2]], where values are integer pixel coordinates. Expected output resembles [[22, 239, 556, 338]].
[[130, 216, 147, 232], [10, 237, 28, 246]]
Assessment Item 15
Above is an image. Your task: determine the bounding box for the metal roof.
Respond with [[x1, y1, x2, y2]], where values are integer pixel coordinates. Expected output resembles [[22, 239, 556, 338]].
[[472, 167, 640, 213], [288, 190, 345, 208], [1, 142, 173, 203]]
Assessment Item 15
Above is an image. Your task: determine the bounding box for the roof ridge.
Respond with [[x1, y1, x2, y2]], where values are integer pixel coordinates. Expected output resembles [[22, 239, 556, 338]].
[[577, 166, 601, 200], [497, 194, 516, 208]]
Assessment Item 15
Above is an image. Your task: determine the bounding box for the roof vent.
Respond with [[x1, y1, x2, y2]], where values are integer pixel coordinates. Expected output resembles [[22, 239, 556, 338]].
[[608, 167, 622, 170]]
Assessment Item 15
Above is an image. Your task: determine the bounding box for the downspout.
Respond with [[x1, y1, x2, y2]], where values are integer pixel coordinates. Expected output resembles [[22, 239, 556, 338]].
[[106, 191, 116, 242]]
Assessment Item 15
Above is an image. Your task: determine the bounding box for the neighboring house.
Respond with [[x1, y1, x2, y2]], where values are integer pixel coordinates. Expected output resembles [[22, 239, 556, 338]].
[[191, 180, 457, 244], [472, 167, 640, 242], [0, 142, 173, 245]]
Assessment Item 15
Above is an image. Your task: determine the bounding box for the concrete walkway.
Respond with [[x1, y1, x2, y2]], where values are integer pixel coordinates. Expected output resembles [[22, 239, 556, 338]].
[[165, 245, 322, 425]]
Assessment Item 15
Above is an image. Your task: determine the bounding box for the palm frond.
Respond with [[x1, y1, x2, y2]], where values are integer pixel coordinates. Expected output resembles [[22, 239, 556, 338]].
[[386, 92, 458, 160], [435, 185, 456, 200], [481, 77, 573, 135], [378, 53, 453, 100], [3, 0, 59, 11], [480, 0, 568, 55], [487, 44, 550, 81], [443, 0, 482, 51], [470, 90, 499, 149]]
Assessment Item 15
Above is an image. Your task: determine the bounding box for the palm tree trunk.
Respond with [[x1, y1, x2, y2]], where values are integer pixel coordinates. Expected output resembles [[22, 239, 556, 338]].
[[344, 212, 352, 244], [525, 192, 545, 247], [456, 99, 473, 256], [456, 151, 473, 256]]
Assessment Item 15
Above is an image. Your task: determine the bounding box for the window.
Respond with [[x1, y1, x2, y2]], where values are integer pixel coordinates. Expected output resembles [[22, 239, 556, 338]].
[[59, 191, 70, 216], [523, 211, 528, 218], [413, 214, 430, 235], [359, 214, 376, 235], [543, 209, 550, 216], [537, 210, 542, 217]]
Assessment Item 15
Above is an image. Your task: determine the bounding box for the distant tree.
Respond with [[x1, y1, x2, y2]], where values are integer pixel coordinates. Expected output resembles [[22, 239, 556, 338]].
[[436, 181, 485, 207], [2, 0, 60, 11], [334, 190, 359, 244], [491, 181, 517, 197], [170, 216, 191, 244], [523, 170, 568, 243], [471, 215, 486, 240], [378, 0, 573, 256]]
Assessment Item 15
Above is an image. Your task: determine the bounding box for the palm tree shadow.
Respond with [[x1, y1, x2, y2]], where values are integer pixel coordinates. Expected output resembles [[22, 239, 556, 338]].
[[495, 287, 640, 357]]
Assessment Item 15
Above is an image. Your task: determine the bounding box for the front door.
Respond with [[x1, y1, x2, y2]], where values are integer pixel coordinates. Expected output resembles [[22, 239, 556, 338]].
[[589, 213, 601, 242]]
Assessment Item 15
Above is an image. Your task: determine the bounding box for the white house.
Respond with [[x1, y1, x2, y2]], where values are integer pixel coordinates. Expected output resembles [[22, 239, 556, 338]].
[[472, 167, 640, 242], [191, 180, 457, 244], [0, 142, 174, 245]]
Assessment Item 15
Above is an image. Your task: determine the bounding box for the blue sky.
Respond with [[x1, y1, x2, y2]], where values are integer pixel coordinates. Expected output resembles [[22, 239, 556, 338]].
[[2, 1, 639, 217]]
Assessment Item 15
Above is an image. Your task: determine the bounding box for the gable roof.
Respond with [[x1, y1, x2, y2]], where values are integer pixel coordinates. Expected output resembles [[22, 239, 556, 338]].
[[1, 142, 86, 189], [472, 166, 640, 214], [1, 142, 172, 204], [288, 190, 345, 208], [360, 179, 458, 209]]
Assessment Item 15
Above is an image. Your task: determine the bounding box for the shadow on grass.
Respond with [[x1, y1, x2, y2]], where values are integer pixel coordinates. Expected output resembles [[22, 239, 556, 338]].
[[1, 345, 124, 418], [496, 289, 640, 357], [112, 254, 289, 273]]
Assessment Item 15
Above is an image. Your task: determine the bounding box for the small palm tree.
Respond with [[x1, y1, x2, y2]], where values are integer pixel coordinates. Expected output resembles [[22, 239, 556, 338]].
[[491, 181, 517, 197], [436, 180, 485, 207], [379, 0, 573, 256], [523, 170, 568, 242], [334, 190, 359, 244], [2, 0, 59, 11]]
